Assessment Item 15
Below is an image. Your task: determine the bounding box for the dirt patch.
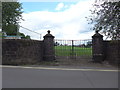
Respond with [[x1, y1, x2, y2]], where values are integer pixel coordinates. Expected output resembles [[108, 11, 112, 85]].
[[55, 58, 117, 68], [30, 57, 118, 69]]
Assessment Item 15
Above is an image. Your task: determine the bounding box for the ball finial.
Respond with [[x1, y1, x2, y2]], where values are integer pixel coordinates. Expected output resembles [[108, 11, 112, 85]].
[[47, 30, 50, 34], [96, 30, 99, 33]]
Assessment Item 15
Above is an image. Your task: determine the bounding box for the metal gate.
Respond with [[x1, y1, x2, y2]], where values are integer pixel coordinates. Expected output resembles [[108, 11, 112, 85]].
[[54, 39, 92, 60]]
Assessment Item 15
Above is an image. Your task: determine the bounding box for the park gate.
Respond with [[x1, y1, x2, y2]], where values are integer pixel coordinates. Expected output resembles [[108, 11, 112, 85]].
[[54, 39, 92, 61]]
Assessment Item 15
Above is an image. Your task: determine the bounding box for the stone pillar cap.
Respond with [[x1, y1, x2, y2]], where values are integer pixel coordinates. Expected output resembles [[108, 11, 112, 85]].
[[43, 30, 54, 38], [92, 30, 103, 37]]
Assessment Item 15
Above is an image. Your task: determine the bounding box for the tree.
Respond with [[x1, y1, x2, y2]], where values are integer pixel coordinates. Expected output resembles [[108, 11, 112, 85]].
[[2, 2, 23, 35], [88, 1, 120, 40], [20, 33, 31, 39], [19, 32, 25, 38], [54, 42, 60, 46], [86, 41, 92, 47], [0, 2, 2, 29], [25, 35, 31, 39]]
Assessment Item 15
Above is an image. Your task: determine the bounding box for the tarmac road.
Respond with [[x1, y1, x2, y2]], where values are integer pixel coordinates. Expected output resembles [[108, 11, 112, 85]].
[[2, 65, 118, 88]]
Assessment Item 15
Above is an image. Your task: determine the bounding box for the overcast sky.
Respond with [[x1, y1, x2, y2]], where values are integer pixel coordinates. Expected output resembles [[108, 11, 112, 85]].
[[19, 0, 95, 40]]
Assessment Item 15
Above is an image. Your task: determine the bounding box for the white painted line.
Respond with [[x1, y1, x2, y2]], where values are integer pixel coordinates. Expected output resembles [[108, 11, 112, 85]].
[[1, 65, 119, 72]]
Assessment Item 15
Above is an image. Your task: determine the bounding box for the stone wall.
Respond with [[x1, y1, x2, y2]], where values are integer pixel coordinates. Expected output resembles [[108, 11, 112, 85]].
[[2, 31, 55, 65], [92, 32, 120, 65], [2, 39, 43, 65], [103, 41, 120, 65]]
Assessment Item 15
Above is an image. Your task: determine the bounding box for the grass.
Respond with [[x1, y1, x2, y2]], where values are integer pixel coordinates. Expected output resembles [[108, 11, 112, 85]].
[[55, 46, 92, 56], [0, 32, 2, 38]]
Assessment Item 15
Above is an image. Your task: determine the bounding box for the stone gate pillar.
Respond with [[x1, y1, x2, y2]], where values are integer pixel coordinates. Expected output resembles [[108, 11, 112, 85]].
[[43, 30, 55, 61], [92, 31, 104, 63]]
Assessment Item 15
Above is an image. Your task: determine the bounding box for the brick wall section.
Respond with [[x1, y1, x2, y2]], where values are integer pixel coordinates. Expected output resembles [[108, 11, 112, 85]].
[[92, 32, 120, 65], [2, 39, 43, 65], [103, 41, 120, 65]]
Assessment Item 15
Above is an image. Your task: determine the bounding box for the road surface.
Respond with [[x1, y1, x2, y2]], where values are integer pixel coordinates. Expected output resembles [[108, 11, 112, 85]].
[[2, 65, 118, 88]]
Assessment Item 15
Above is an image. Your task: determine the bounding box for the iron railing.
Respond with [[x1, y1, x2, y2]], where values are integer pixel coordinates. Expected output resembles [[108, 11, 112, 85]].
[[54, 39, 92, 59]]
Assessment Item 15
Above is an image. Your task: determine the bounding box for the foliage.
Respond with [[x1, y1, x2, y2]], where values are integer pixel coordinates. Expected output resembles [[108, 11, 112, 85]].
[[2, 2, 23, 35], [25, 35, 31, 39], [0, 2, 2, 29], [86, 41, 92, 47], [3, 24, 18, 35], [20, 32, 31, 39], [54, 42, 60, 46], [88, 1, 120, 40], [19, 32, 25, 38]]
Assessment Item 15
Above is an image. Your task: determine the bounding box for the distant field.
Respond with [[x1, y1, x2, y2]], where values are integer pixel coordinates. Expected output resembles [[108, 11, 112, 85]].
[[55, 46, 92, 56]]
